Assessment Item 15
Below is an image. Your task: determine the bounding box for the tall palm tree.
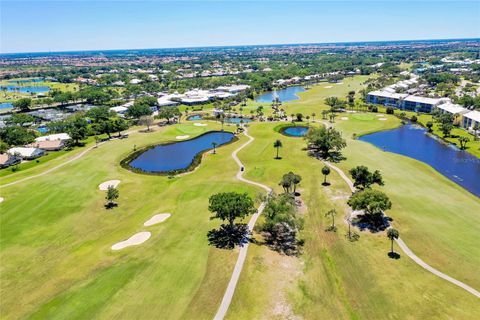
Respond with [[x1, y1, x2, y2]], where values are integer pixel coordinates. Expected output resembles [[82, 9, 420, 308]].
[[325, 209, 336, 229], [387, 228, 399, 254], [273, 139, 282, 159]]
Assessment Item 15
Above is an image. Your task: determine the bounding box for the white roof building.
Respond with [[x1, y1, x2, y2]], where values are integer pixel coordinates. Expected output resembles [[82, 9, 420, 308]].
[[35, 133, 71, 142], [463, 111, 480, 124], [403, 96, 441, 106], [109, 106, 129, 114], [8, 147, 45, 159], [435, 103, 468, 115]]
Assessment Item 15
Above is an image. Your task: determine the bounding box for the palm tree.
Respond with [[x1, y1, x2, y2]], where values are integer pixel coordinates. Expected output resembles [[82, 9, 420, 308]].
[[325, 209, 336, 230], [473, 123, 479, 141], [212, 142, 218, 154], [321, 165, 331, 185], [273, 139, 282, 159], [387, 228, 399, 254], [311, 112, 316, 122]]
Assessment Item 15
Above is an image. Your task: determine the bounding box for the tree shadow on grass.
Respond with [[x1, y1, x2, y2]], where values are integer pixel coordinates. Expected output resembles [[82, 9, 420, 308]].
[[207, 224, 251, 249], [388, 252, 401, 259], [322, 182, 331, 186], [353, 214, 391, 233], [104, 202, 118, 209]]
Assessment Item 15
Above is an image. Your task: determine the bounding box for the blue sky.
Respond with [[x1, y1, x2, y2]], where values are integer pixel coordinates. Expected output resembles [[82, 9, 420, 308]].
[[1, 1, 479, 53]]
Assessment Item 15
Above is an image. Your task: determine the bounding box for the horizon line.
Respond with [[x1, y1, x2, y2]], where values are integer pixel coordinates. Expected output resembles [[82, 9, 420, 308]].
[[2, 37, 480, 56]]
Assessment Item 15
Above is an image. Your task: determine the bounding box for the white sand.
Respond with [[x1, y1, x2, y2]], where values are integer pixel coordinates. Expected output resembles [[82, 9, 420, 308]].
[[194, 123, 207, 127], [111, 232, 151, 251], [324, 86, 333, 89], [340, 117, 349, 120], [99, 180, 121, 191], [0, 197, 4, 203], [376, 114, 385, 117], [144, 213, 171, 227], [176, 135, 190, 140], [336, 82, 344, 85], [378, 118, 388, 121]]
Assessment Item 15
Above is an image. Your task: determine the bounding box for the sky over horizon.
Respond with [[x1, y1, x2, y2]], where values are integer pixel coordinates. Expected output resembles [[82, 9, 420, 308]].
[[1, 0, 479, 53]]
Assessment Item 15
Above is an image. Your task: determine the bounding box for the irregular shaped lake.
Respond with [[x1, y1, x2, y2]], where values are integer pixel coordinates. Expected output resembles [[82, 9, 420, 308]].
[[281, 126, 309, 137], [255, 86, 305, 103], [359, 124, 480, 197], [128, 131, 235, 173]]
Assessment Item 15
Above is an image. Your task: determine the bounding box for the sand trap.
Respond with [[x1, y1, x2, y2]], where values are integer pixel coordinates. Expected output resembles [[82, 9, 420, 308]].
[[111, 232, 151, 251], [324, 86, 333, 89], [340, 117, 349, 120], [336, 82, 344, 85], [194, 123, 207, 127], [176, 135, 190, 140], [144, 213, 171, 226], [378, 118, 388, 121], [99, 180, 121, 191], [376, 114, 385, 117], [0, 197, 4, 203]]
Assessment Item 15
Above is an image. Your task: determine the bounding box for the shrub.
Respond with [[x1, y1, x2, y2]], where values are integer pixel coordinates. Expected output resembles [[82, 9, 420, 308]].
[[371, 106, 378, 113], [386, 107, 394, 114], [411, 115, 418, 123]]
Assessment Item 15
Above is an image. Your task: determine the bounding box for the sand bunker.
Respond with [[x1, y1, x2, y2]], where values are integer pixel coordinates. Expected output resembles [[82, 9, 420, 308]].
[[111, 232, 151, 251], [176, 135, 190, 140], [340, 117, 349, 120], [324, 86, 333, 89], [194, 123, 207, 127], [336, 82, 344, 85], [0, 197, 4, 203], [376, 114, 385, 117], [378, 118, 388, 121], [99, 180, 121, 191], [144, 213, 171, 227]]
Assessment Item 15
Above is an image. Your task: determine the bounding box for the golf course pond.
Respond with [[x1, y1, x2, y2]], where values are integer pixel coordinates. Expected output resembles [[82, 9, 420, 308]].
[[280, 126, 309, 137], [359, 124, 480, 197], [224, 117, 252, 124], [125, 131, 236, 173], [186, 115, 203, 121], [255, 85, 305, 103]]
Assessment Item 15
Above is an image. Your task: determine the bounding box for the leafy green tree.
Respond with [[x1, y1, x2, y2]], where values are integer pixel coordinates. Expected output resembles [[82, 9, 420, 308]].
[[156, 106, 181, 124], [78, 87, 111, 104], [126, 103, 153, 119], [13, 98, 32, 112], [139, 115, 154, 131], [349, 166, 384, 189], [387, 228, 399, 254], [273, 139, 282, 159], [7, 114, 35, 127], [112, 117, 129, 136], [305, 126, 346, 159], [321, 165, 331, 185], [279, 172, 302, 194], [473, 123, 479, 141], [86, 106, 113, 123], [0, 126, 36, 146], [208, 192, 255, 229], [66, 116, 88, 145], [347, 189, 392, 228], [296, 113, 303, 122], [105, 186, 119, 208]]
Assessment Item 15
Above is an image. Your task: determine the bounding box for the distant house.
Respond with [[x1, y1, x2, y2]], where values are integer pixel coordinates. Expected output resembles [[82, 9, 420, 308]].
[[130, 79, 143, 84], [7, 147, 45, 160], [109, 106, 129, 115], [35, 133, 71, 142], [27, 140, 65, 151], [0, 153, 20, 168]]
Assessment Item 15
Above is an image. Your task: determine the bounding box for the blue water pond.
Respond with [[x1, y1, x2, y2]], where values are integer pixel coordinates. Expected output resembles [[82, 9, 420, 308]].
[[129, 131, 235, 173], [224, 117, 252, 124], [255, 86, 305, 103], [187, 115, 203, 121], [281, 126, 309, 137], [0, 102, 13, 109], [359, 124, 480, 197]]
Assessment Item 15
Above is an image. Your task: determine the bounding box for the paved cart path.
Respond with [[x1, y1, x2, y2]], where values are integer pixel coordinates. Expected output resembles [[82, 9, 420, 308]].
[[322, 160, 480, 299]]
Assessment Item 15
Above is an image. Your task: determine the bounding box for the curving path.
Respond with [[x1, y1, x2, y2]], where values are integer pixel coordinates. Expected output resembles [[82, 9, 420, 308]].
[[323, 161, 480, 298], [214, 129, 272, 320]]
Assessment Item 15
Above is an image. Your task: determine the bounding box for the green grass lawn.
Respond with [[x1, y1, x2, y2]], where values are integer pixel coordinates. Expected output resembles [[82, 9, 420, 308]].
[[1, 78, 479, 319], [0, 121, 258, 319], [226, 118, 480, 319]]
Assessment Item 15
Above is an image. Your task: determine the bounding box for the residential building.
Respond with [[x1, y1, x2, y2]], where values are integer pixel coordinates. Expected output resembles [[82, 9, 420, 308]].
[[0, 153, 20, 168], [7, 147, 45, 159], [35, 133, 71, 142], [462, 111, 480, 131], [27, 140, 65, 151]]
